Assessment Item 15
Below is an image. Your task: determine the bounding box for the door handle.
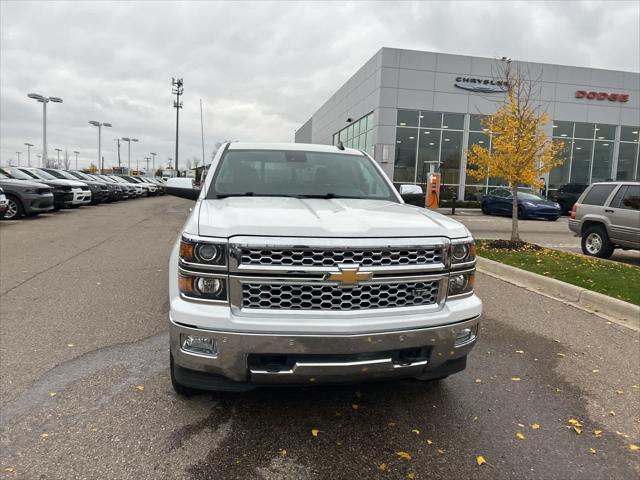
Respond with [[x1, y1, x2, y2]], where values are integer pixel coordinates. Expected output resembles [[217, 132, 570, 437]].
[[604, 209, 614, 213]]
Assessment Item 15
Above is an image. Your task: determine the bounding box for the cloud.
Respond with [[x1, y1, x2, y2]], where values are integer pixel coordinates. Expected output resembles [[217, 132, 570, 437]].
[[1, 0, 638, 169]]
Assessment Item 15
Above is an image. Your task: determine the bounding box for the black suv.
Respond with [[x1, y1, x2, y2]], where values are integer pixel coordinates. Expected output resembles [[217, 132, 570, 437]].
[[548, 183, 588, 215]]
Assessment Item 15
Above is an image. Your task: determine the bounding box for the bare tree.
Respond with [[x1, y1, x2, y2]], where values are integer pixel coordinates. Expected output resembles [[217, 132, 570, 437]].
[[63, 148, 71, 170]]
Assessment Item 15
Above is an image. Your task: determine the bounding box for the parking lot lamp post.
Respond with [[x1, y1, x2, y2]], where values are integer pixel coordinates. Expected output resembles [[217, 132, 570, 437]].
[[15, 152, 21, 165], [73, 151, 80, 170], [37, 154, 42, 166], [121, 137, 138, 172], [150, 152, 157, 175], [24, 143, 34, 166], [27, 94, 63, 172], [89, 121, 112, 173], [54, 148, 62, 168]]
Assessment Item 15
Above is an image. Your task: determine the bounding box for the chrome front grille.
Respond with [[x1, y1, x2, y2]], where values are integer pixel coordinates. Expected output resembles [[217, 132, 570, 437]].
[[239, 247, 443, 268], [241, 281, 439, 311]]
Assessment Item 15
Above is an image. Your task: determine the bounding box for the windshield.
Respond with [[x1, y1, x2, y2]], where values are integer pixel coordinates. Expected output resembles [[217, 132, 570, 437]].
[[518, 192, 544, 201], [124, 176, 142, 183], [68, 171, 92, 181], [27, 168, 57, 180], [110, 176, 127, 184], [43, 169, 77, 180], [1, 166, 35, 180], [209, 150, 396, 201]]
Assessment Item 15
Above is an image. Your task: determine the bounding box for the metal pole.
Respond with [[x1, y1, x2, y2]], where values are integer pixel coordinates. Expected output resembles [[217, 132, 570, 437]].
[[117, 139, 121, 167], [16, 152, 21, 165], [127, 141, 131, 170], [175, 99, 180, 171], [98, 125, 102, 174], [43, 101, 47, 167], [200, 98, 205, 167], [26, 145, 31, 166], [151, 153, 156, 174]]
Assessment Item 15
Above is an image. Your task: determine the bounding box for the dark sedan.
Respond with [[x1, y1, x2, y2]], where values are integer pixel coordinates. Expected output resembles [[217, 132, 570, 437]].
[[482, 188, 561, 221]]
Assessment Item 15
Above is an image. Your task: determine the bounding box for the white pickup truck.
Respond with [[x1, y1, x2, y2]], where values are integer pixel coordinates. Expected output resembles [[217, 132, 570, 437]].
[[167, 143, 481, 394]]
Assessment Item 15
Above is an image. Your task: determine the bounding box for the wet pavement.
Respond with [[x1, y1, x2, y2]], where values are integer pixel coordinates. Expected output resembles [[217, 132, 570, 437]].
[[1, 197, 638, 479]]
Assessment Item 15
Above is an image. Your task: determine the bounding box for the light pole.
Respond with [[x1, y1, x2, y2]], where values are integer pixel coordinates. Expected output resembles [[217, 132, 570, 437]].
[[27, 93, 63, 169], [89, 121, 112, 173], [24, 143, 33, 166], [172, 77, 183, 172], [15, 152, 22, 165], [150, 152, 157, 176], [73, 151, 80, 170], [54, 148, 62, 167], [121, 137, 138, 172], [37, 154, 42, 166], [144, 157, 151, 174]]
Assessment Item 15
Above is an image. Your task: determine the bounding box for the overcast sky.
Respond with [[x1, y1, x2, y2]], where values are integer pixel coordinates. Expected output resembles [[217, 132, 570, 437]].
[[1, 0, 638, 171]]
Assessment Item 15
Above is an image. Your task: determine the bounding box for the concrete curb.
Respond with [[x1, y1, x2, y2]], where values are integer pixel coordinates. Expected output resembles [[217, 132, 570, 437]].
[[476, 256, 640, 330]]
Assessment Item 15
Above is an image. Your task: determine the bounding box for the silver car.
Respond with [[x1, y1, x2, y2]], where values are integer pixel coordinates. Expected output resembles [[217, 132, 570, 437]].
[[568, 181, 640, 258]]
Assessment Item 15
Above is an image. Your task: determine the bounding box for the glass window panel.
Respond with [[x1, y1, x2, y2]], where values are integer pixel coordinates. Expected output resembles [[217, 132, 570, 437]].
[[365, 131, 373, 153], [469, 114, 490, 132], [416, 129, 441, 184], [397, 110, 420, 127], [364, 114, 371, 132], [442, 113, 464, 130], [339, 129, 347, 143], [615, 185, 640, 210], [347, 124, 354, 140], [419, 111, 442, 128], [594, 124, 616, 141], [591, 141, 614, 182], [553, 121, 574, 138], [620, 126, 640, 143], [616, 142, 639, 180], [569, 139, 593, 184], [465, 132, 490, 187], [464, 186, 486, 201], [393, 127, 418, 183], [439, 130, 462, 185], [582, 184, 616, 206], [548, 140, 572, 189], [353, 121, 360, 138], [573, 122, 595, 139]]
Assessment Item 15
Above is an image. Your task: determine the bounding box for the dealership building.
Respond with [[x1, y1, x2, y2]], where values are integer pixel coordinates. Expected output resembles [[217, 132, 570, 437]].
[[295, 48, 640, 200]]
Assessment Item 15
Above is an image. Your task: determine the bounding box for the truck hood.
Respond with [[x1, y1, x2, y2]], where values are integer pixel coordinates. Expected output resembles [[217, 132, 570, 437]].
[[196, 197, 470, 239], [0, 178, 50, 190]]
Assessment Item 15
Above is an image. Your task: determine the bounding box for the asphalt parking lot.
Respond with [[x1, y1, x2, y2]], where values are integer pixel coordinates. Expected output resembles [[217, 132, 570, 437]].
[[1, 197, 639, 479], [441, 209, 640, 266]]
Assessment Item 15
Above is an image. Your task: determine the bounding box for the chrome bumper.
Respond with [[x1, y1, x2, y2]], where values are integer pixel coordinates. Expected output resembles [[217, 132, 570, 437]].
[[170, 315, 479, 385]]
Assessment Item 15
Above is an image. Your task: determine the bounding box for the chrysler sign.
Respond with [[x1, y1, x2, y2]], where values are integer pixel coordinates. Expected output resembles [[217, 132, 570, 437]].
[[454, 77, 508, 93]]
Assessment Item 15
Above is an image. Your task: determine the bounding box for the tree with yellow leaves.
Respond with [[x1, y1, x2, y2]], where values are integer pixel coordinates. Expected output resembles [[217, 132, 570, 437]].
[[466, 60, 564, 241], [88, 163, 98, 173]]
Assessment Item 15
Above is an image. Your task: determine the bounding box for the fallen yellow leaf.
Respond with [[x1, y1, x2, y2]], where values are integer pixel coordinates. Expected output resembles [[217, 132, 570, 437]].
[[426, 439, 433, 445], [517, 423, 525, 428], [476, 455, 487, 465], [475, 378, 482, 384], [135, 384, 144, 392], [67, 343, 74, 347], [4, 467, 15, 473], [616, 431, 629, 438], [516, 432, 526, 440], [40, 432, 49, 439], [630, 444, 640, 451], [557, 353, 565, 357], [311, 429, 320, 437], [590, 448, 596, 454], [412, 429, 420, 435], [573, 426, 582, 435], [615, 390, 624, 395], [351, 404, 359, 410], [593, 430, 602, 437], [592, 369, 600, 373], [531, 423, 540, 430], [511, 377, 521, 382], [378, 463, 387, 471], [278, 448, 286, 456], [609, 410, 616, 416], [396, 451, 412, 461], [49, 392, 57, 397], [437, 449, 445, 454], [568, 418, 583, 427], [408, 473, 415, 479], [515, 350, 524, 354]]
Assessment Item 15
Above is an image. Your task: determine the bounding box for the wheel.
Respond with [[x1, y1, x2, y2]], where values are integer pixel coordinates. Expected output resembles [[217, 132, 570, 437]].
[[517, 206, 527, 220], [170, 353, 198, 397], [481, 202, 490, 215], [3, 195, 23, 220], [581, 225, 614, 259]]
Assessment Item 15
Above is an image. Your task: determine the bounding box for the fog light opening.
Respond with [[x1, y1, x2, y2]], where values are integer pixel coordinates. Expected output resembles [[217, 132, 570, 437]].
[[454, 325, 477, 347], [180, 334, 217, 357]]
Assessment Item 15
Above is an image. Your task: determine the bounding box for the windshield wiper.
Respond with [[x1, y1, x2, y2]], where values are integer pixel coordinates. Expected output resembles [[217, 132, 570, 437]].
[[215, 192, 301, 199], [295, 193, 365, 199]]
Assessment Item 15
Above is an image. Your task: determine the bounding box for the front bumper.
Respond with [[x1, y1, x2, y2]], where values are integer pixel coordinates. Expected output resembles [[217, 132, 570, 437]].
[[170, 314, 480, 390], [72, 188, 92, 205], [24, 193, 55, 214], [568, 218, 581, 235]]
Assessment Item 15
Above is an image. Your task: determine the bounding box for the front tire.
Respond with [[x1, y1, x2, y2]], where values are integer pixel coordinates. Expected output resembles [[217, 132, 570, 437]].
[[517, 206, 527, 220], [3, 195, 24, 220], [170, 353, 198, 397], [581, 225, 614, 259], [481, 202, 490, 215]]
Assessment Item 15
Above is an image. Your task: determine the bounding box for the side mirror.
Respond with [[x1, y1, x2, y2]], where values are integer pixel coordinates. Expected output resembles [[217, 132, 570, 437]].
[[165, 177, 201, 200], [399, 184, 423, 195]]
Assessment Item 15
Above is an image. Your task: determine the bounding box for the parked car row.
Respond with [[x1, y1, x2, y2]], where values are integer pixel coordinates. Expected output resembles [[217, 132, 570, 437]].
[[0, 165, 166, 220]]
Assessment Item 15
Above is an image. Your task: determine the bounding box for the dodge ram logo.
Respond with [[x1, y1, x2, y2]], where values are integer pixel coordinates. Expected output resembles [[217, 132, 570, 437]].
[[326, 265, 373, 286]]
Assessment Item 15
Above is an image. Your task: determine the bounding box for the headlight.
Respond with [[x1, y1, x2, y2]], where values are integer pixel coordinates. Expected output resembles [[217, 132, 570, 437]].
[[179, 236, 227, 267], [450, 240, 476, 265], [448, 271, 475, 296], [179, 274, 227, 301]]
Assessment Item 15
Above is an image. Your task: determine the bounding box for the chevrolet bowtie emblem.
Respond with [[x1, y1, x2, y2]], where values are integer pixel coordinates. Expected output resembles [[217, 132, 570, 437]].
[[327, 265, 373, 286]]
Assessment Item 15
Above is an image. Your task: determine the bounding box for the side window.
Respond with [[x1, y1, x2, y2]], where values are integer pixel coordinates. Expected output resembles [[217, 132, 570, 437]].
[[610, 186, 628, 209], [581, 184, 616, 206], [620, 185, 640, 210]]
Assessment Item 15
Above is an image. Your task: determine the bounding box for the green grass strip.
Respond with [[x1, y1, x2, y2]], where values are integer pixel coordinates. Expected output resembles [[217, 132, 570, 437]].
[[476, 240, 640, 306]]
